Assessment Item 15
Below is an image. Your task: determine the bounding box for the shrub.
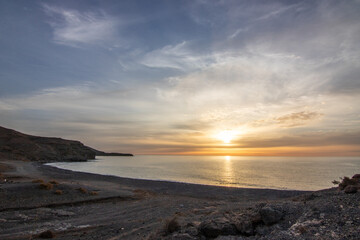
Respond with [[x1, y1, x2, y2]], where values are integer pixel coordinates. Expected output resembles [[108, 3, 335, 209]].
[[78, 187, 88, 193], [339, 177, 358, 190], [39, 183, 53, 190], [54, 190, 63, 195], [49, 180, 59, 185], [89, 191, 98, 195]]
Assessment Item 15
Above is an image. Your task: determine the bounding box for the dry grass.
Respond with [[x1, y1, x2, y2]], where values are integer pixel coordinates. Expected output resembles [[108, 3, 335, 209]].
[[54, 190, 63, 195], [32, 179, 44, 183], [78, 187, 88, 194], [49, 180, 59, 185], [163, 217, 180, 235], [39, 183, 53, 190]]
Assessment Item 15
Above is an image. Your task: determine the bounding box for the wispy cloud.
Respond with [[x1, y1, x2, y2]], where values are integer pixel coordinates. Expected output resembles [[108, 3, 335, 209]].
[[43, 4, 119, 47], [140, 41, 215, 71], [255, 2, 304, 21], [275, 111, 323, 127]]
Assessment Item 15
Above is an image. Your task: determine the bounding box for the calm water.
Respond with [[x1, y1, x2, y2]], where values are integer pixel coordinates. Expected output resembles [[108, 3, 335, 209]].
[[47, 155, 360, 191]]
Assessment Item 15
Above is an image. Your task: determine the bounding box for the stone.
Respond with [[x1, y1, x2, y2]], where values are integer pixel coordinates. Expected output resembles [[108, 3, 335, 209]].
[[344, 185, 357, 194], [260, 207, 284, 225], [235, 218, 254, 236], [199, 220, 222, 238], [255, 225, 272, 236], [199, 218, 236, 238], [38, 230, 55, 239], [185, 226, 198, 236]]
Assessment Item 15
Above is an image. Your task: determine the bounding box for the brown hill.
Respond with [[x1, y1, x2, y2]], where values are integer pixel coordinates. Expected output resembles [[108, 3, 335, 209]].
[[0, 126, 132, 162]]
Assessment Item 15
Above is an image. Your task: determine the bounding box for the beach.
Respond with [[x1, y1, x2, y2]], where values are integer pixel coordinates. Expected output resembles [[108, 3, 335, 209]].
[[1, 159, 359, 240]]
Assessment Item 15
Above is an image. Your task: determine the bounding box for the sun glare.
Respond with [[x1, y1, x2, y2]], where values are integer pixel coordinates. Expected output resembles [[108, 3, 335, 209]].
[[216, 130, 237, 144]]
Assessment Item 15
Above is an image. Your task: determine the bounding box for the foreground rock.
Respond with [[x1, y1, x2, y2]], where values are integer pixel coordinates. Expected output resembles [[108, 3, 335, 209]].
[[164, 181, 360, 240], [0, 126, 132, 162]]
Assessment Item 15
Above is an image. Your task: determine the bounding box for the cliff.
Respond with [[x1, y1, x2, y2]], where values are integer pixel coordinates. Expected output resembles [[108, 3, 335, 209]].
[[0, 126, 132, 162]]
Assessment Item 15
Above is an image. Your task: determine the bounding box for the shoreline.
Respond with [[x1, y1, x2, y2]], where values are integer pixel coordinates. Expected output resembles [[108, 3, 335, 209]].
[[45, 161, 312, 192], [40, 161, 309, 201]]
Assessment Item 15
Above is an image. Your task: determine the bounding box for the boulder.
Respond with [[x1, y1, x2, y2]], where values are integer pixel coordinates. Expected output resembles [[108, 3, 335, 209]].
[[235, 218, 254, 236], [344, 185, 357, 194], [38, 230, 55, 238], [199, 218, 236, 238], [260, 207, 284, 225]]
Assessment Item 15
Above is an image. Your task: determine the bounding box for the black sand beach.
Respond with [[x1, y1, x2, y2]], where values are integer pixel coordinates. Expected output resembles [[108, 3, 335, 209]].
[[1, 159, 359, 240]]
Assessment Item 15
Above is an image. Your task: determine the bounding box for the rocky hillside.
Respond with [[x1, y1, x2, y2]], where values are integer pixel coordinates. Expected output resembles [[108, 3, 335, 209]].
[[0, 126, 132, 162]]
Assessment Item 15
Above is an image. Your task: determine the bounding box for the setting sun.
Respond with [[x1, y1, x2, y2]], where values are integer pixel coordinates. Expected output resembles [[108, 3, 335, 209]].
[[216, 130, 237, 144]]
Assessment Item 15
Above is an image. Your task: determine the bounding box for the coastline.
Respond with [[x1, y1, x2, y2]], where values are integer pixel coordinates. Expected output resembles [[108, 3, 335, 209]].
[[1, 159, 359, 239], [44, 162, 311, 196]]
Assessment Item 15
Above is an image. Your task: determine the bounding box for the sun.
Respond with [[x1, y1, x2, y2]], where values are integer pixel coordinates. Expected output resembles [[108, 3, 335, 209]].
[[216, 130, 237, 144]]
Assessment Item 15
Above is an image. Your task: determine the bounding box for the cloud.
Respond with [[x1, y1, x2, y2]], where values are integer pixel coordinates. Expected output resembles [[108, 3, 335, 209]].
[[275, 111, 323, 127], [43, 4, 119, 47], [255, 2, 303, 21], [140, 41, 215, 71], [236, 131, 360, 148]]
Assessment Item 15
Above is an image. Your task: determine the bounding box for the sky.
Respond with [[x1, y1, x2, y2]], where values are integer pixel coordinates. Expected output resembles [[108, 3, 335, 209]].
[[0, 0, 360, 156]]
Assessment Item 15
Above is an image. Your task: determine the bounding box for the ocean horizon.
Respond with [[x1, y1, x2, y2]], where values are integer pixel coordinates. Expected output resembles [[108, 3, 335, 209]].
[[47, 155, 360, 191]]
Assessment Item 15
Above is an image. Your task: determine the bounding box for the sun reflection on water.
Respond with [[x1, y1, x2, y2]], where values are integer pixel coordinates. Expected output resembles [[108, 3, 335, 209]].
[[222, 156, 233, 185]]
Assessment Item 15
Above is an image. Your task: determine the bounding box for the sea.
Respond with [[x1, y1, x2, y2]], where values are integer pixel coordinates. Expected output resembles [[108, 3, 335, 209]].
[[46, 155, 360, 191]]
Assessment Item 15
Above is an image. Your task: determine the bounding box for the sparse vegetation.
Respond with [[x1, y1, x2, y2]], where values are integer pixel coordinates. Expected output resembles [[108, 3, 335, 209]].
[[338, 176, 358, 190], [333, 175, 360, 194], [49, 180, 59, 185], [331, 179, 340, 185], [32, 179, 44, 183], [78, 187, 88, 193], [39, 182, 53, 190], [54, 190, 63, 195]]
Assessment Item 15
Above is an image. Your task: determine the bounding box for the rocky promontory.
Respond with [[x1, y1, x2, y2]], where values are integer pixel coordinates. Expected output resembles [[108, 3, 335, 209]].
[[0, 126, 132, 162]]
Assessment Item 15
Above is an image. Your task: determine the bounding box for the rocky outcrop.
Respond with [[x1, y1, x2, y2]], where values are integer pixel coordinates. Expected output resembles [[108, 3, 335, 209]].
[[259, 206, 284, 225], [165, 180, 360, 240], [0, 126, 132, 162]]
